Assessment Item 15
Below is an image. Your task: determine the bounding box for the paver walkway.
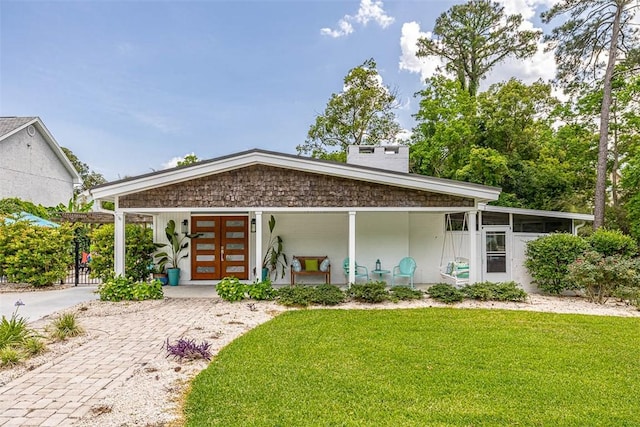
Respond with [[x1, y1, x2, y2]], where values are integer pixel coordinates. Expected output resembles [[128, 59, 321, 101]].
[[0, 297, 226, 426]]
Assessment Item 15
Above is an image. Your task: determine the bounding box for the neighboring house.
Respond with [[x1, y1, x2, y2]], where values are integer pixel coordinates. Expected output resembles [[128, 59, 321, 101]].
[[0, 117, 82, 206], [89, 146, 593, 292]]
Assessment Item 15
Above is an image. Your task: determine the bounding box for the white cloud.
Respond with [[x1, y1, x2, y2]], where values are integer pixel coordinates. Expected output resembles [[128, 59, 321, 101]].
[[355, 0, 395, 28], [162, 152, 195, 169], [398, 2, 558, 89], [321, 0, 394, 38], [320, 18, 354, 38], [398, 22, 445, 82]]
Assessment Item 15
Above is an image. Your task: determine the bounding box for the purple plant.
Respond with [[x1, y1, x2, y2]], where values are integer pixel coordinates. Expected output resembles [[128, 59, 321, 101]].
[[164, 338, 212, 361]]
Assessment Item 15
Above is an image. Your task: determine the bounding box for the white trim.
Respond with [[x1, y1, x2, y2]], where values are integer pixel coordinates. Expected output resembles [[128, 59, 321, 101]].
[[468, 210, 477, 284], [91, 150, 501, 202], [348, 212, 356, 286], [255, 211, 263, 281], [478, 203, 593, 221]]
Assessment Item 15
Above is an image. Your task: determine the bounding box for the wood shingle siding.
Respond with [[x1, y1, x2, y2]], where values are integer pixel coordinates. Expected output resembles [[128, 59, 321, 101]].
[[119, 165, 474, 209]]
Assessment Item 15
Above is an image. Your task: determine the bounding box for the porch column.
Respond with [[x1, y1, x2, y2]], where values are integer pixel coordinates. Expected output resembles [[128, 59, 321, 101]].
[[255, 211, 263, 281], [114, 209, 126, 277], [468, 210, 478, 284], [348, 211, 356, 286]]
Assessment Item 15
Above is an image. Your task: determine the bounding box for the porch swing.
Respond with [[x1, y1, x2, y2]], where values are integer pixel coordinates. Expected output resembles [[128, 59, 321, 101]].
[[439, 213, 470, 286]]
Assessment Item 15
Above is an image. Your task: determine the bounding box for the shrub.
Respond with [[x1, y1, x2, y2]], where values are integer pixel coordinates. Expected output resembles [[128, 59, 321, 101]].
[[311, 284, 345, 306], [427, 283, 464, 304], [525, 233, 589, 294], [0, 220, 73, 286], [216, 277, 247, 302], [462, 281, 527, 302], [348, 282, 389, 303], [276, 286, 315, 307], [0, 309, 30, 350], [90, 224, 155, 282], [165, 338, 212, 361], [587, 229, 638, 258], [246, 280, 277, 301], [48, 313, 84, 341], [0, 346, 23, 367], [0, 197, 50, 219], [390, 286, 423, 302], [568, 251, 640, 304], [97, 276, 164, 301], [22, 337, 46, 356]]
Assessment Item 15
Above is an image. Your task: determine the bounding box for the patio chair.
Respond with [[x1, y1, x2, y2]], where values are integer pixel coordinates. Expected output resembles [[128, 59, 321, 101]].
[[392, 257, 416, 288], [342, 258, 369, 283]]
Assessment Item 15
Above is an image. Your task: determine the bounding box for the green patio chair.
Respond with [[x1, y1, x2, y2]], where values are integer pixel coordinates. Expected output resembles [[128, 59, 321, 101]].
[[343, 257, 369, 283], [392, 257, 416, 288]]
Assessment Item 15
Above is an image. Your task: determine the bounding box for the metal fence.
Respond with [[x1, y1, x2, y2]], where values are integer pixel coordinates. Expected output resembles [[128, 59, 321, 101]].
[[0, 232, 101, 286]]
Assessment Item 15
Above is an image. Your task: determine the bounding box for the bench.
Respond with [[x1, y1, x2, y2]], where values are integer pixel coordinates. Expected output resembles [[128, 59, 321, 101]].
[[290, 256, 330, 286]]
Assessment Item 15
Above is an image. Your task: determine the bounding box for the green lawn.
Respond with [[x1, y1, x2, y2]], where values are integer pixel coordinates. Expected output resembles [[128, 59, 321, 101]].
[[184, 308, 640, 426]]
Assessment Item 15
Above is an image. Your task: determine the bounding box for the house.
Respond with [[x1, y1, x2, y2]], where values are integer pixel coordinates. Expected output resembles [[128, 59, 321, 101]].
[[0, 117, 82, 206], [89, 146, 593, 292]]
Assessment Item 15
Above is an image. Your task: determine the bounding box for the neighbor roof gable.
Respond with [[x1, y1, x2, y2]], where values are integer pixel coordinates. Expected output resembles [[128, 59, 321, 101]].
[[91, 149, 501, 203], [0, 116, 82, 184]]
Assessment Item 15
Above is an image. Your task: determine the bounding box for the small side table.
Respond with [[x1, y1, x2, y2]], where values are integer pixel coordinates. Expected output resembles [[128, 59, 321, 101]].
[[371, 269, 390, 279]]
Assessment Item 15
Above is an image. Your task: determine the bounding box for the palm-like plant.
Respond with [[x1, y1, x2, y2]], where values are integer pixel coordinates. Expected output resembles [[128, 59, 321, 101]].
[[262, 215, 288, 279], [154, 220, 199, 270]]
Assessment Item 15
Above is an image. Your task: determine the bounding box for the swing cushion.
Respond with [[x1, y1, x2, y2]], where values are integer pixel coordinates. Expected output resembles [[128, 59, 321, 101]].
[[453, 261, 469, 278], [446, 262, 455, 275]]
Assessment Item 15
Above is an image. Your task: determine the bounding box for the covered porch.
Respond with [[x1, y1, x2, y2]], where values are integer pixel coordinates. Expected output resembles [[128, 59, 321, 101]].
[[90, 148, 501, 287]]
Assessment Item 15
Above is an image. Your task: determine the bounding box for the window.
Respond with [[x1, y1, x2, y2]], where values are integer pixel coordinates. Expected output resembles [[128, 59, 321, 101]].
[[513, 215, 572, 233]]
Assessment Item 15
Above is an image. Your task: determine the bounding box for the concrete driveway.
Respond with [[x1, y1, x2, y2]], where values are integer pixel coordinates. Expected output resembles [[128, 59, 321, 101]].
[[0, 286, 99, 323]]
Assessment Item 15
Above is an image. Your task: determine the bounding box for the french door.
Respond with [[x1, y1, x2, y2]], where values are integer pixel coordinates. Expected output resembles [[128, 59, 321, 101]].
[[190, 216, 249, 280]]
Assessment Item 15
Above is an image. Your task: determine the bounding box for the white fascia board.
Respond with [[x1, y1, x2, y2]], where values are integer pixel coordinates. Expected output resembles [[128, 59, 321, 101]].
[[92, 151, 501, 202], [478, 203, 594, 221]]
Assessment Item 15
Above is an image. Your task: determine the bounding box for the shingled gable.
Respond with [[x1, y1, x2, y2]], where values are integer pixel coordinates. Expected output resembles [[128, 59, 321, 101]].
[[90, 149, 501, 206]]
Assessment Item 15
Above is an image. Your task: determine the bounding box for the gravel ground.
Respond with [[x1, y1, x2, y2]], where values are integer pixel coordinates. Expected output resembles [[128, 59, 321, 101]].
[[1, 293, 639, 426]]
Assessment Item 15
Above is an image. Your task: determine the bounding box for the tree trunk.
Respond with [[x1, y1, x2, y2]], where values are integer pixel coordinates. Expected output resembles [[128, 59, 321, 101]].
[[593, 3, 623, 229]]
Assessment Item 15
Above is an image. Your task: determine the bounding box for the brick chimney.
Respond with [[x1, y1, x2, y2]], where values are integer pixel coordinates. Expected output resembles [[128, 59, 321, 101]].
[[346, 145, 409, 173]]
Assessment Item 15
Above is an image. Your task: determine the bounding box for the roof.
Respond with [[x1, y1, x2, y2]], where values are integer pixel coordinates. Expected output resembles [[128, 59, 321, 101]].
[[0, 117, 82, 185], [478, 203, 594, 221], [90, 148, 502, 204], [0, 117, 38, 137]]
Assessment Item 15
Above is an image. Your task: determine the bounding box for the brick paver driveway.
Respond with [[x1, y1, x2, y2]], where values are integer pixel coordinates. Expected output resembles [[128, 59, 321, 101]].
[[0, 295, 279, 426]]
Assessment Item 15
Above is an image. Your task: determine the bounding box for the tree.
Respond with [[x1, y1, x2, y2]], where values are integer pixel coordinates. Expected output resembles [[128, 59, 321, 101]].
[[416, 0, 541, 97], [410, 77, 596, 212], [542, 0, 640, 229], [297, 58, 402, 161], [61, 147, 107, 191], [177, 153, 199, 167], [410, 76, 478, 177]]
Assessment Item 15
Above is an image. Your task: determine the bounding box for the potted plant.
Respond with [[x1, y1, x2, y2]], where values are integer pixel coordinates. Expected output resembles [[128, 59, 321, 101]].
[[262, 215, 288, 280], [154, 219, 199, 286], [150, 265, 168, 286]]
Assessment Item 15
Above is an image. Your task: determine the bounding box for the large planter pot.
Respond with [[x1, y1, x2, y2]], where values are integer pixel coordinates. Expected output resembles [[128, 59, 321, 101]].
[[167, 268, 180, 286], [261, 267, 269, 282]]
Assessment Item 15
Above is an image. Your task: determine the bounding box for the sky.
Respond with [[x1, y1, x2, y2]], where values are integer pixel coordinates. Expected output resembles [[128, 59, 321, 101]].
[[1, 0, 562, 181]]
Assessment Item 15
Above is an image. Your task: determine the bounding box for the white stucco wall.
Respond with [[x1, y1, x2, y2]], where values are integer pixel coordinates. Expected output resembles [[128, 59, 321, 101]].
[[0, 126, 75, 206]]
